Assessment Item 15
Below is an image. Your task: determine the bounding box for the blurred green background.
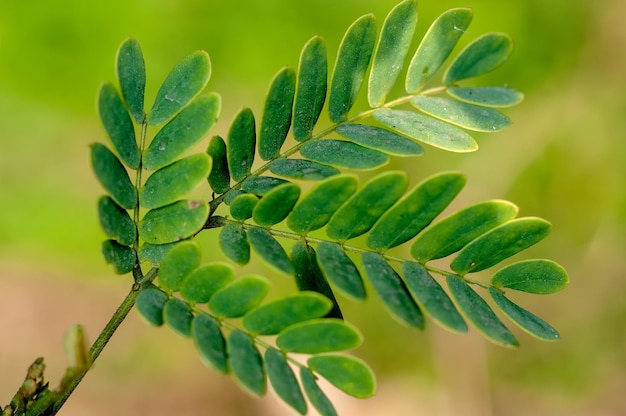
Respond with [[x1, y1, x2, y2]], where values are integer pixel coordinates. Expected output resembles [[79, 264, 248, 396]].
[[1, 0, 625, 415]]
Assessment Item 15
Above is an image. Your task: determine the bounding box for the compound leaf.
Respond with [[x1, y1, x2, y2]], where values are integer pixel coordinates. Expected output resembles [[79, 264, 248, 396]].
[[209, 275, 270, 318], [144, 93, 221, 171], [265, 348, 307, 415], [180, 263, 235, 304], [219, 224, 250, 265], [410, 200, 518, 262], [287, 175, 358, 234], [252, 183, 301, 227], [276, 319, 362, 354], [406, 8, 473, 92], [293, 36, 327, 141], [308, 355, 375, 398], [116, 38, 146, 123], [447, 86, 523, 108], [97, 196, 136, 246], [444, 32, 513, 85], [491, 259, 569, 294], [227, 108, 256, 182], [402, 261, 467, 333], [336, 123, 423, 157], [326, 171, 407, 241], [367, 172, 465, 251], [136, 287, 168, 326], [101, 239, 135, 275], [163, 297, 193, 338], [241, 176, 289, 195], [138, 200, 209, 245], [148, 50, 211, 125], [451, 218, 552, 275], [140, 153, 211, 209], [411, 96, 511, 132], [489, 288, 560, 341], [259, 67, 296, 160], [329, 14, 376, 122], [91, 143, 137, 209], [158, 241, 201, 293], [207, 135, 230, 194], [368, 0, 418, 107], [361, 253, 424, 328], [300, 368, 337, 416], [300, 140, 389, 170], [373, 108, 477, 152], [447, 275, 518, 347], [192, 313, 228, 373], [316, 242, 366, 301], [247, 227, 294, 275], [230, 194, 259, 221], [242, 292, 333, 336], [227, 329, 266, 396], [269, 159, 340, 181], [97, 82, 140, 169]]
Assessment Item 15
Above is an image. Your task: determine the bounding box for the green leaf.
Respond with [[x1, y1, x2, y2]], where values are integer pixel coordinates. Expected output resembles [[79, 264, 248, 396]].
[[491, 259, 569, 294], [276, 319, 362, 354], [242, 292, 332, 336], [406, 8, 473, 92], [144, 93, 221, 171], [293, 36, 327, 141], [148, 50, 211, 125], [373, 108, 477, 152], [252, 183, 301, 227], [367, 172, 465, 251], [300, 368, 337, 416], [368, 0, 418, 107], [316, 242, 365, 301], [140, 153, 212, 209], [209, 275, 270, 318], [207, 135, 230, 194], [101, 240, 135, 275], [402, 261, 467, 333], [229, 194, 259, 221], [269, 159, 340, 181], [259, 67, 296, 160], [227, 329, 266, 396], [97, 196, 136, 246], [411, 96, 511, 132], [247, 227, 294, 274], [287, 175, 358, 234], [326, 171, 407, 241], [451, 217, 552, 275], [192, 313, 228, 374], [410, 200, 518, 262], [116, 38, 145, 123], [136, 287, 168, 326], [444, 32, 513, 85], [292, 241, 343, 319], [241, 176, 289, 195], [227, 108, 256, 182], [91, 143, 137, 209], [97, 83, 140, 169], [447, 86, 524, 108], [361, 253, 424, 329], [447, 275, 518, 347], [138, 200, 209, 245], [180, 263, 235, 304], [219, 224, 250, 265], [158, 241, 201, 293], [138, 241, 179, 264], [329, 14, 376, 122], [163, 297, 193, 337], [299, 136, 389, 171], [308, 355, 375, 398], [489, 288, 560, 341], [265, 348, 307, 415], [336, 123, 424, 157]]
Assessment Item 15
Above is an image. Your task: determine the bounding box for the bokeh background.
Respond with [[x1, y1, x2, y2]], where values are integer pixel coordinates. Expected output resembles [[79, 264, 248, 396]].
[[1, 0, 624, 415]]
